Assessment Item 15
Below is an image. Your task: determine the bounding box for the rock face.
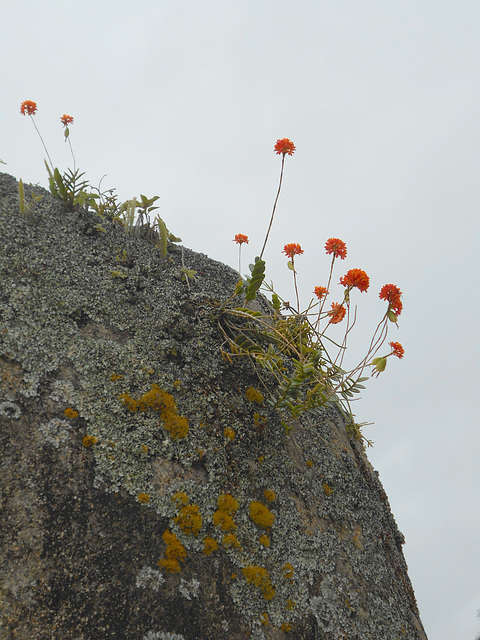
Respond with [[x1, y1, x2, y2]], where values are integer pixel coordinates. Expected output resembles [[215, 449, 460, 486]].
[[0, 172, 427, 640]]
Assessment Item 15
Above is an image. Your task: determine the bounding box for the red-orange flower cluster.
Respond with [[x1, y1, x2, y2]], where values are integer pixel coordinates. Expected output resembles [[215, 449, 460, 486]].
[[233, 234, 249, 245], [60, 114, 74, 126], [389, 341, 404, 359], [340, 269, 370, 293], [328, 303, 346, 324], [283, 243, 304, 259], [274, 138, 296, 156], [20, 100, 37, 116], [379, 283, 403, 316], [325, 238, 347, 260], [314, 286, 328, 300]]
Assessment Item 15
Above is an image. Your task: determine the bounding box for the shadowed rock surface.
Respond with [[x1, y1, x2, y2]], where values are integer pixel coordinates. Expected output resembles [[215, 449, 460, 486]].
[[0, 172, 427, 640]]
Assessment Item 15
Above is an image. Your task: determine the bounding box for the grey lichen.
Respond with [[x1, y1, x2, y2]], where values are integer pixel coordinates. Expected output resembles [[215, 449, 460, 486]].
[[0, 172, 427, 640]]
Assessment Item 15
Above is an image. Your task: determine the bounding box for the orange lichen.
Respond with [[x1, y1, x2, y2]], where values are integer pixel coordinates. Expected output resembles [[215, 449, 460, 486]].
[[259, 535, 270, 547], [222, 533, 241, 548], [306, 459, 313, 468], [282, 563, 294, 579], [158, 529, 186, 573], [323, 483, 333, 496], [213, 493, 239, 531], [110, 373, 122, 381], [174, 504, 203, 536], [223, 427, 235, 440], [281, 623, 292, 632], [263, 489, 276, 502], [64, 407, 79, 419], [286, 598, 296, 610], [242, 565, 275, 600], [261, 612, 269, 626], [82, 435, 98, 448], [203, 536, 219, 556], [137, 493, 150, 503], [249, 501, 275, 529], [119, 384, 189, 439], [171, 491, 189, 507], [246, 386, 264, 404]]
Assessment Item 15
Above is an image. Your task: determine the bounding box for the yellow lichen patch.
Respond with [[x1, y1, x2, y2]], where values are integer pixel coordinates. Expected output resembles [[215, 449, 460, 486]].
[[323, 483, 333, 496], [119, 384, 189, 439], [203, 536, 218, 556], [142, 444, 149, 453], [281, 623, 292, 632], [246, 386, 264, 404], [306, 459, 313, 468], [222, 533, 241, 548], [158, 529, 186, 573], [253, 412, 267, 429], [223, 427, 235, 440], [174, 504, 203, 536], [352, 525, 364, 550], [259, 535, 270, 547], [213, 494, 239, 531], [64, 407, 79, 419], [82, 435, 98, 448], [263, 489, 276, 502], [286, 599, 296, 610], [172, 491, 189, 507], [261, 612, 269, 626], [242, 565, 275, 600], [110, 373, 122, 382], [249, 501, 275, 529], [137, 493, 150, 503], [282, 563, 294, 579]]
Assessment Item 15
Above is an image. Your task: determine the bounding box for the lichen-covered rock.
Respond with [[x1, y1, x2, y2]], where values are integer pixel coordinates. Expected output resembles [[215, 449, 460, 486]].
[[0, 172, 427, 639]]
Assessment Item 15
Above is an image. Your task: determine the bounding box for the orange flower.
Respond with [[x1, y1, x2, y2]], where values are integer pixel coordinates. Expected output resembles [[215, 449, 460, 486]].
[[325, 238, 347, 260], [60, 114, 74, 126], [314, 286, 328, 300], [20, 100, 37, 116], [379, 284, 403, 316], [340, 268, 370, 292], [234, 233, 249, 245], [328, 302, 346, 324], [389, 341, 404, 359], [274, 138, 296, 156], [283, 243, 303, 259]]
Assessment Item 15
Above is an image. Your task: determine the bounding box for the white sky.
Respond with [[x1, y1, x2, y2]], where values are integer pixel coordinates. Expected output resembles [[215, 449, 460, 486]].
[[2, 1, 479, 637]]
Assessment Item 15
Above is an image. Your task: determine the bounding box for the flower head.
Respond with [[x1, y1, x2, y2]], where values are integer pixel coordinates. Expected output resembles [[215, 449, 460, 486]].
[[274, 138, 296, 156], [340, 268, 370, 292], [379, 283, 403, 316], [283, 243, 304, 259], [20, 100, 37, 116], [328, 302, 346, 324], [233, 233, 249, 245], [314, 286, 328, 300], [325, 238, 347, 260], [389, 341, 404, 359], [60, 114, 74, 126]]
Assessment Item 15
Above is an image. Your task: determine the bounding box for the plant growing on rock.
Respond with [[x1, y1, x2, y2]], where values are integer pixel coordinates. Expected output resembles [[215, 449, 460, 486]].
[[224, 139, 404, 443]]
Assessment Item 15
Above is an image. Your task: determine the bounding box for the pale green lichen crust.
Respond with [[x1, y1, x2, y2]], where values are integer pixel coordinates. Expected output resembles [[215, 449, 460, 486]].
[[0, 173, 427, 639]]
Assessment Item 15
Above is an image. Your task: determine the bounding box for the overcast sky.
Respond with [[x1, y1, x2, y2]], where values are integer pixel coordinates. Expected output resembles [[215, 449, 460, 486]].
[[1, 1, 479, 637]]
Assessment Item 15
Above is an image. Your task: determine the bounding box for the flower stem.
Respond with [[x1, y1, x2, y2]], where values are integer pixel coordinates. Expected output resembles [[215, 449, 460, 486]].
[[30, 115, 54, 171], [259, 154, 285, 260]]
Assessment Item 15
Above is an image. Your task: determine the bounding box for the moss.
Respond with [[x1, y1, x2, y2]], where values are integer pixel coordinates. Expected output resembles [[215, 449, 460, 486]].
[[173, 504, 203, 536], [249, 501, 275, 529], [82, 435, 98, 448], [158, 529, 187, 573], [242, 565, 275, 600], [203, 536, 218, 556], [245, 386, 264, 404]]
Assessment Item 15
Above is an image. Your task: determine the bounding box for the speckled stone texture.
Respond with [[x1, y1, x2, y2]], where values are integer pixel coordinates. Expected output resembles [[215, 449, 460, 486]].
[[0, 172, 428, 640]]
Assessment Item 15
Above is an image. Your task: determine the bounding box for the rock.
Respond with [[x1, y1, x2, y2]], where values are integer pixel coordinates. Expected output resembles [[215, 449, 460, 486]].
[[0, 172, 428, 639]]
